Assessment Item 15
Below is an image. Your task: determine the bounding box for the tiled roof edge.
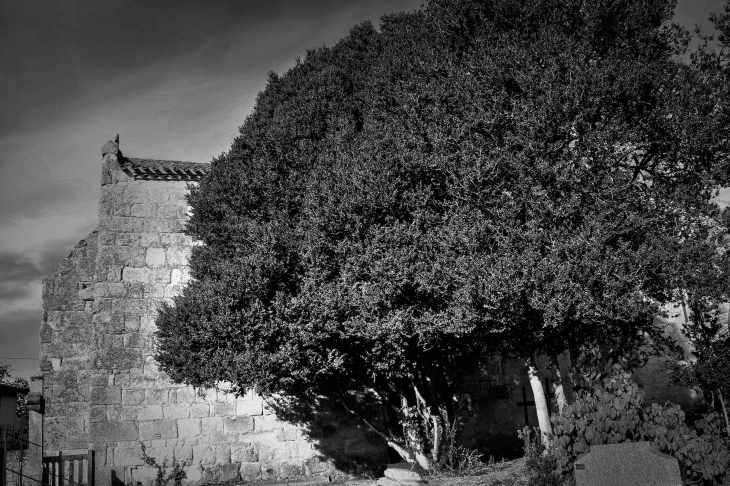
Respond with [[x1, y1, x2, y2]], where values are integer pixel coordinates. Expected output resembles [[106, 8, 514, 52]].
[[120, 157, 210, 182]]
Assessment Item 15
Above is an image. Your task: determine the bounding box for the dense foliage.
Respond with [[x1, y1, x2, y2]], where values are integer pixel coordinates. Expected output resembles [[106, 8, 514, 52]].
[[155, 0, 730, 467], [548, 367, 730, 485]]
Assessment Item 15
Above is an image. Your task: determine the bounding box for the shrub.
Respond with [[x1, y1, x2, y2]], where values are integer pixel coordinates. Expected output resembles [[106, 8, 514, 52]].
[[519, 426, 573, 486], [547, 366, 730, 485]]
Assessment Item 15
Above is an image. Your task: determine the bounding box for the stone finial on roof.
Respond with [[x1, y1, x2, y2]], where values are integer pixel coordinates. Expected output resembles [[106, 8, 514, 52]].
[[101, 134, 121, 158]]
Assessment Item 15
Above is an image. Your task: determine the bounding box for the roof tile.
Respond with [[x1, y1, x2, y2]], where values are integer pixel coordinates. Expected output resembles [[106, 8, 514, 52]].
[[120, 157, 209, 181]]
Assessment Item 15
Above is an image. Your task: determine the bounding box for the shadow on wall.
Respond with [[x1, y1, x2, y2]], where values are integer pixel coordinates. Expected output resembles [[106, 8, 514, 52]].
[[111, 470, 125, 486], [266, 393, 390, 478]]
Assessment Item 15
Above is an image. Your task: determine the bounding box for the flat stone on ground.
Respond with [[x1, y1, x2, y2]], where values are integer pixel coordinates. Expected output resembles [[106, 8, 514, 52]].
[[574, 441, 682, 486]]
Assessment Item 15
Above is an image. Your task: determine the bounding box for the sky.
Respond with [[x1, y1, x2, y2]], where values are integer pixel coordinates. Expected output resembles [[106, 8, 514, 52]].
[[0, 0, 727, 380]]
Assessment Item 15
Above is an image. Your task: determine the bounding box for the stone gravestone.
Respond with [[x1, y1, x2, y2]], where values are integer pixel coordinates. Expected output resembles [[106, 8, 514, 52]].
[[574, 441, 682, 486], [377, 463, 427, 485]]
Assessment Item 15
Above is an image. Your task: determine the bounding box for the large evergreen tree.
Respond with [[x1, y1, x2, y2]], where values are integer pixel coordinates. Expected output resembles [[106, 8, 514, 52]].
[[155, 0, 730, 467]]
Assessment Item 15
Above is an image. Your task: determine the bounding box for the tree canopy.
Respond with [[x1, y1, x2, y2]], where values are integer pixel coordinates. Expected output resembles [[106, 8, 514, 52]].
[[155, 0, 730, 468]]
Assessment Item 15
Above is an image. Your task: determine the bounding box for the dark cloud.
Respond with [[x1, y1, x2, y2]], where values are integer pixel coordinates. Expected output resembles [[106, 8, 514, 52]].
[[0, 230, 91, 305], [0, 0, 424, 140]]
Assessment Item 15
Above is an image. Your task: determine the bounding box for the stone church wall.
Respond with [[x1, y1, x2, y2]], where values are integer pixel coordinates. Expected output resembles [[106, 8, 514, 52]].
[[40, 141, 385, 486]]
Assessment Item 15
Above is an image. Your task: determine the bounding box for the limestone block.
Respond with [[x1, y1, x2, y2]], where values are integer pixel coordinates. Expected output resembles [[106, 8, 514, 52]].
[[202, 463, 240, 484], [164, 403, 190, 419], [174, 446, 193, 464], [151, 268, 172, 284], [225, 416, 254, 434], [127, 282, 145, 298], [239, 462, 262, 481], [170, 269, 182, 285], [116, 233, 141, 246], [183, 466, 203, 483], [113, 298, 148, 316], [210, 402, 235, 417], [146, 248, 166, 267], [144, 218, 183, 234], [130, 203, 158, 218], [296, 441, 313, 458], [114, 444, 144, 466], [128, 466, 158, 486], [90, 405, 107, 422], [166, 246, 191, 266], [40, 324, 53, 343], [140, 420, 177, 440], [105, 265, 123, 283], [176, 387, 196, 403], [157, 204, 181, 219], [125, 316, 141, 331], [98, 246, 146, 267], [99, 232, 116, 245], [122, 184, 165, 204], [67, 401, 90, 417], [145, 388, 169, 404], [145, 284, 166, 298], [190, 403, 210, 418], [160, 233, 192, 247], [140, 316, 157, 332], [96, 346, 142, 370], [231, 443, 258, 463], [123, 332, 142, 348], [215, 444, 231, 464], [90, 420, 138, 442], [143, 355, 160, 377], [200, 417, 224, 437], [254, 415, 282, 433], [140, 233, 160, 247], [79, 286, 95, 301], [193, 445, 216, 465], [123, 389, 145, 407], [139, 422, 155, 441], [122, 267, 150, 283], [236, 399, 263, 416], [276, 427, 298, 442], [195, 388, 217, 403], [145, 446, 174, 465], [94, 283, 127, 299], [279, 460, 305, 478], [137, 405, 164, 421], [114, 374, 132, 387], [178, 418, 201, 438], [106, 404, 122, 421], [91, 386, 122, 404]]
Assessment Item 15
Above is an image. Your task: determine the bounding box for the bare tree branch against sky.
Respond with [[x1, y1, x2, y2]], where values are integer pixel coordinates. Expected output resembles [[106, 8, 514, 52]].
[[0, 0, 725, 379]]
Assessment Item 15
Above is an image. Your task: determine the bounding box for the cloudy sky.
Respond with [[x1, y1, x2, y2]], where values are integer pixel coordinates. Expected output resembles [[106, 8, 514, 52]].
[[0, 0, 726, 380]]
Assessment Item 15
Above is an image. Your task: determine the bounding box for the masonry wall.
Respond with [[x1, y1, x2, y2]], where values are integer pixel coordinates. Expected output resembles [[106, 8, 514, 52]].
[[40, 148, 385, 486]]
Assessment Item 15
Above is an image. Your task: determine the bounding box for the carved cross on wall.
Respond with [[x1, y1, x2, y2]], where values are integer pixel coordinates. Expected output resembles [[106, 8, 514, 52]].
[[516, 377, 556, 426]]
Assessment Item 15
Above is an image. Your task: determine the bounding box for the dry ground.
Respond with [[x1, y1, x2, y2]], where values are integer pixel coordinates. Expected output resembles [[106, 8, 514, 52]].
[[339, 457, 528, 486]]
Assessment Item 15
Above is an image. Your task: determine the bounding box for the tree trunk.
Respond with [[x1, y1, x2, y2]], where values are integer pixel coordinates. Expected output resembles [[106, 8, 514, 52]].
[[717, 389, 730, 438], [526, 355, 553, 445], [549, 355, 568, 414]]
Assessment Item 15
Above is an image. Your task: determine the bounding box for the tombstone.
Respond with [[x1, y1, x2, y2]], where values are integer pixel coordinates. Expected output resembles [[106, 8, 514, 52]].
[[377, 463, 427, 485], [574, 442, 682, 486]]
